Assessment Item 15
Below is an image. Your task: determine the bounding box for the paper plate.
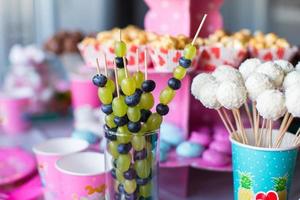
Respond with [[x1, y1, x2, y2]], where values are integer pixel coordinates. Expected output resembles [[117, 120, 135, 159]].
[[0, 148, 36, 186]]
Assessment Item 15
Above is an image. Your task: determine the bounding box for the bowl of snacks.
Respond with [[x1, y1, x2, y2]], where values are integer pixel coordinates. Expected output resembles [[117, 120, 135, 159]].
[[248, 32, 298, 61]]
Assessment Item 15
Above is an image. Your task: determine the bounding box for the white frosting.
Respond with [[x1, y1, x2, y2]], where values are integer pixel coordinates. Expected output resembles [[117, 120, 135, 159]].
[[274, 60, 294, 74], [216, 81, 247, 109], [212, 65, 244, 85], [295, 61, 300, 71], [256, 89, 286, 120], [283, 71, 300, 90], [197, 80, 221, 109], [285, 86, 300, 117], [191, 73, 215, 100], [239, 58, 261, 80], [255, 61, 284, 88], [245, 73, 275, 101]]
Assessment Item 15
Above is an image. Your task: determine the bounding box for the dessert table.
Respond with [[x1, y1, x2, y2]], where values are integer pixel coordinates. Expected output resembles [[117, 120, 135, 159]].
[[1, 117, 300, 200]]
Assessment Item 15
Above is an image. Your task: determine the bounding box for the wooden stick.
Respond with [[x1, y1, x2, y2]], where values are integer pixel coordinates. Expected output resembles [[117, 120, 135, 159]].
[[252, 102, 257, 135], [144, 49, 148, 80], [275, 115, 294, 148], [217, 109, 235, 140], [268, 120, 273, 148], [136, 49, 140, 72], [232, 109, 245, 143], [279, 112, 289, 133], [222, 108, 236, 133], [236, 109, 248, 144], [103, 53, 108, 77], [258, 118, 266, 147], [191, 14, 207, 45], [96, 58, 101, 75], [113, 61, 120, 98], [123, 56, 128, 78], [244, 103, 253, 129], [293, 128, 300, 146]]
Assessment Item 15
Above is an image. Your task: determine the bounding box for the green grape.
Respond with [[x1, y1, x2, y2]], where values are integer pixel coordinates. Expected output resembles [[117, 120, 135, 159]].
[[140, 93, 154, 110], [115, 41, 127, 57], [106, 79, 115, 93], [124, 179, 137, 194], [127, 107, 141, 122], [116, 169, 125, 183], [117, 68, 126, 85], [140, 182, 152, 197], [121, 77, 136, 96], [132, 135, 146, 151], [183, 44, 196, 59], [117, 134, 132, 144], [173, 66, 187, 80], [117, 125, 130, 134], [140, 123, 149, 134], [147, 113, 162, 131], [112, 96, 128, 117], [105, 114, 116, 128], [159, 87, 175, 105], [108, 141, 119, 158], [116, 154, 131, 172], [98, 87, 113, 104], [133, 71, 145, 88], [134, 159, 150, 179]]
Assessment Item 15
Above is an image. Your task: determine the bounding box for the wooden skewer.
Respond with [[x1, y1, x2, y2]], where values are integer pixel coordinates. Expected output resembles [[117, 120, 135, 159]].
[[279, 112, 289, 133], [96, 58, 101, 75], [217, 109, 235, 140], [144, 49, 148, 80], [232, 109, 245, 143], [191, 14, 207, 45], [275, 115, 294, 148], [103, 53, 108, 77], [123, 56, 128, 78], [293, 128, 300, 146], [222, 108, 236, 133], [113, 61, 120, 98], [244, 103, 253, 130], [236, 109, 248, 144], [257, 118, 266, 147], [136, 49, 140, 72], [268, 120, 273, 148]]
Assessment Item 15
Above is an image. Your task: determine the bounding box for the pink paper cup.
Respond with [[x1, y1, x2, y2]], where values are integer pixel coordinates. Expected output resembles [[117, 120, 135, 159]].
[[56, 152, 106, 200], [0, 94, 31, 134], [32, 138, 89, 200]]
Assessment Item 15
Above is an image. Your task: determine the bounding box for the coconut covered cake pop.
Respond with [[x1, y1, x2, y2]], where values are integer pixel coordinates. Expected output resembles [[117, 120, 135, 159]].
[[197, 80, 221, 109], [245, 73, 275, 101], [255, 61, 284, 88], [216, 81, 247, 110], [274, 60, 294, 75], [212, 65, 244, 85], [239, 58, 261, 80], [283, 70, 300, 90], [285, 86, 300, 117], [191, 73, 215, 99], [256, 89, 286, 120]]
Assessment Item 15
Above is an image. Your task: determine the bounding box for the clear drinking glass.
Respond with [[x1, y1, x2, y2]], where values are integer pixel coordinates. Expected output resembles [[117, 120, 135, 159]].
[[104, 127, 159, 200]]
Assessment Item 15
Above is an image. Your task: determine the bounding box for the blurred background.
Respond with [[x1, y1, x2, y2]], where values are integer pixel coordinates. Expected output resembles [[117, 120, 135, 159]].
[[1, 0, 300, 76]]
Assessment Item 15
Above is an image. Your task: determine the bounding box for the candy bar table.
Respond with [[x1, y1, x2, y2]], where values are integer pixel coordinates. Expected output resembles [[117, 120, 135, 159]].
[[1, 117, 300, 200]]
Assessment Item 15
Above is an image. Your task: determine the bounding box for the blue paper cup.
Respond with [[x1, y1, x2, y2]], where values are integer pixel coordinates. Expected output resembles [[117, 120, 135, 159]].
[[230, 129, 299, 200]]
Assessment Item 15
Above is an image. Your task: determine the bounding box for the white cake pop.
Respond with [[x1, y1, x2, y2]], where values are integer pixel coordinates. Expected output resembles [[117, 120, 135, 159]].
[[212, 65, 244, 85], [256, 89, 286, 120], [197, 81, 221, 109], [255, 61, 284, 88], [245, 73, 275, 101], [274, 60, 294, 74], [239, 58, 261, 80], [283, 70, 300, 90], [191, 73, 215, 99], [295, 61, 300, 71], [216, 81, 247, 109], [285, 85, 300, 117]]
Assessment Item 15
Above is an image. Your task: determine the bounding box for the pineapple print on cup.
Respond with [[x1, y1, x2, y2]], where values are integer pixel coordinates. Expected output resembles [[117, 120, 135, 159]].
[[238, 171, 254, 200], [273, 175, 288, 200]]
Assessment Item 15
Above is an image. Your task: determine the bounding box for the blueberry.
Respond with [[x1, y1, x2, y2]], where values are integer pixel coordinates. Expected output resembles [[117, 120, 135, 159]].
[[168, 77, 181, 90], [115, 57, 128, 68], [118, 184, 125, 193], [142, 80, 156, 92], [128, 121, 141, 133], [114, 115, 129, 126], [135, 88, 143, 97], [92, 74, 107, 87], [111, 169, 117, 179], [118, 143, 132, 154], [136, 176, 149, 185], [140, 109, 152, 122], [125, 89, 142, 106], [124, 168, 136, 180], [156, 103, 169, 116], [101, 104, 113, 114], [179, 57, 192, 68], [134, 149, 147, 160], [104, 125, 117, 141], [125, 189, 139, 200]]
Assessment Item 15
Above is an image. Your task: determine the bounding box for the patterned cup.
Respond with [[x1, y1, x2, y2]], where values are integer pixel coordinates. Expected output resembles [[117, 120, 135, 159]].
[[55, 152, 106, 200], [230, 129, 298, 200], [33, 138, 89, 200]]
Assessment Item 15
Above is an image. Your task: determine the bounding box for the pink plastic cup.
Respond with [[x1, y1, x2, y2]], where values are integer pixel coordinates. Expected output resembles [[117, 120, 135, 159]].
[[55, 152, 106, 200], [0, 94, 31, 134], [32, 138, 89, 200]]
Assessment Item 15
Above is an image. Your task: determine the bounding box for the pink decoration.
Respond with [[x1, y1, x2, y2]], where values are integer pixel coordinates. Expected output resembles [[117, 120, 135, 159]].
[[0, 94, 31, 134], [249, 46, 298, 62], [33, 138, 89, 200], [144, 0, 224, 37]]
